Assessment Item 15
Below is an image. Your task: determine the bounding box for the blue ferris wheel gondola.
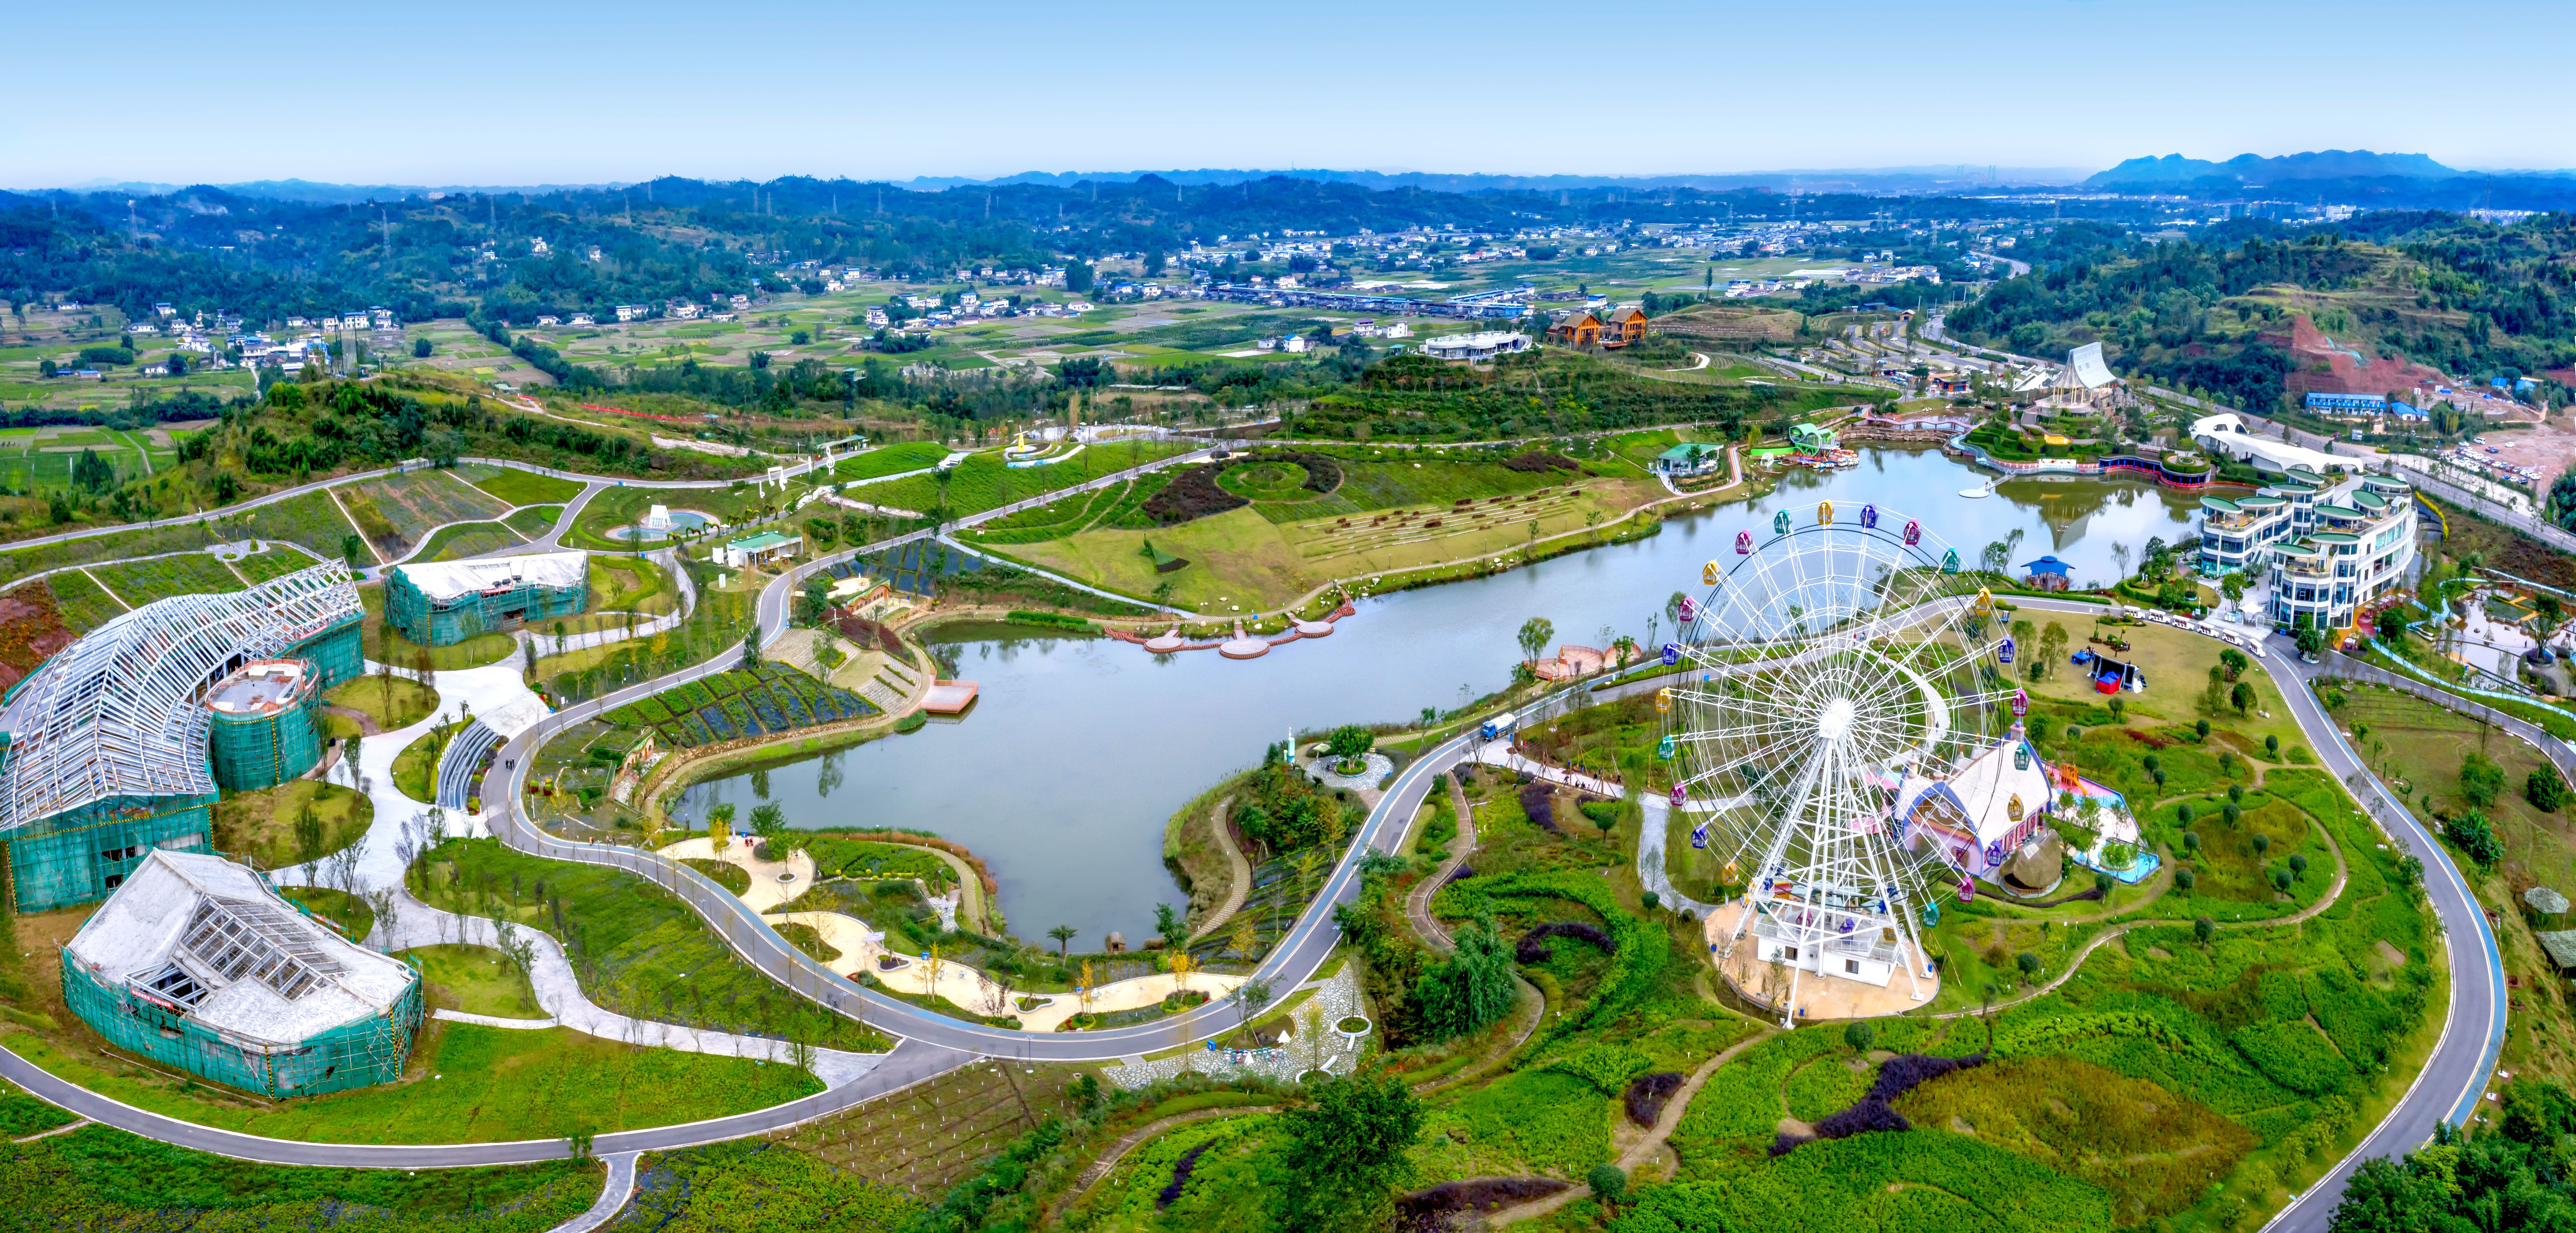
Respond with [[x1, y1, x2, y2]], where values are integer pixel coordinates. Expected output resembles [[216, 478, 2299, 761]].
[[1657, 734, 1676, 759], [1998, 636, 2016, 665], [1690, 823, 1708, 850], [1661, 642, 1681, 666], [1860, 503, 1878, 529], [1940, 548, 1960, 574], [1903, 518, 1921, 545], [1772, 510, 1790, 536]]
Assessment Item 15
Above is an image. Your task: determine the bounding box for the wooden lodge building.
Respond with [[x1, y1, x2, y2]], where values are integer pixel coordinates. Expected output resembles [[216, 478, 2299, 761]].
[[1547, 307, 1649, 349]]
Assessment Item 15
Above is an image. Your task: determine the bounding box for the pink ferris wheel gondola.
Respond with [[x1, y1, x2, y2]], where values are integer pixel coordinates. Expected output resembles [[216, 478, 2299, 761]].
[[1735, 530, 1751, 555], [1902, 519, 1921, 545]]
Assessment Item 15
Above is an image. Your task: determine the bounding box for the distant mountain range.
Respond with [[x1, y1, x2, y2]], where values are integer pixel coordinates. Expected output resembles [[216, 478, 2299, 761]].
[[2084, 150, 2462, 186], [39, 166, 2093, 203]]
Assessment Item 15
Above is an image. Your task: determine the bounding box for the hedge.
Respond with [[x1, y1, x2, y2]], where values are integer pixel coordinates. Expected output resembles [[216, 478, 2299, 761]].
[[1434, 870, 1667, 1041]]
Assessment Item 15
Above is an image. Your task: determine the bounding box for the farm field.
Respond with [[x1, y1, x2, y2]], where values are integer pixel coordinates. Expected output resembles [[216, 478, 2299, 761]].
[[88, 552, 247, 606], [228, 488, 367, 561], [43, 568, 130, 631], [343, 468, 512, 558], [229, 543, 325, 581]]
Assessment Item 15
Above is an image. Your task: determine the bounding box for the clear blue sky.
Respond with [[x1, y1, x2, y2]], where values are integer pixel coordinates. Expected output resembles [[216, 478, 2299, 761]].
[[9, 0, 2565, 188]]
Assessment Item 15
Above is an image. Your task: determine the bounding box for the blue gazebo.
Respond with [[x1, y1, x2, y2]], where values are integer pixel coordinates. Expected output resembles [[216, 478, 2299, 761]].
[[2020, 555, 2073, 591]]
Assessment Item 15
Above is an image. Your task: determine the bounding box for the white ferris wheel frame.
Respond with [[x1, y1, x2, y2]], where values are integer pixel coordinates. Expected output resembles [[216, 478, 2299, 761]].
[[1657, 501, 2026, 1022]]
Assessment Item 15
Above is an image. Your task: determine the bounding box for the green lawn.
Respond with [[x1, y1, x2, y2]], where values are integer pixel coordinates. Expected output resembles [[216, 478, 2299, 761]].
[[413, 838, 888, 1051], [405, 944, 546, 1019], [860, 440, 1190, 519], [230, 544, 324, 582], [831, 440, 952, 482], [393, 727, 448, 801], [418, 521, 529, 562], [6, 1023, 818, 1144], [506, 504, 564, 537], [1, 1125, 600, 1232], [469, 467, 586, 506], [213, 781, 373, 870], [326, 675, 440, 731]]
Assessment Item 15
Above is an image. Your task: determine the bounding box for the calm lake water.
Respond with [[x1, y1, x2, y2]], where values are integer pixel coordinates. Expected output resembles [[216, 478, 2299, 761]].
[[678, 448, 2200, 947]]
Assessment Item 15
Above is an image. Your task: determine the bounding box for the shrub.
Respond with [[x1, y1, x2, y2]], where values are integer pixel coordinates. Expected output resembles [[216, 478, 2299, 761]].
[[2445, 810, 2504, 868], [1585, 1163, 1627, 1204], [1518, 781, 1558, 832], [1436, 871, 1666, 1042], [2532, 765, 2569, 813], [2461, 752, 2506, 807], [2230, 1020, 2350, 1096]]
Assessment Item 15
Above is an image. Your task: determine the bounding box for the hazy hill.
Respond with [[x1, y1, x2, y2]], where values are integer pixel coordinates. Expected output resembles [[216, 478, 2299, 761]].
[[2086, 150, 2458, 187]]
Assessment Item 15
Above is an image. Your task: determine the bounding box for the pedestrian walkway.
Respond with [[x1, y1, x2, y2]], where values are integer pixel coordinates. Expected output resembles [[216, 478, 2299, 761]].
[[373, 891, 884, 1087]]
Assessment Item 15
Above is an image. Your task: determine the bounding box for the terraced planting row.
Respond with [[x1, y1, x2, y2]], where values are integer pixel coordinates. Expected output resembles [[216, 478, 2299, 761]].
[[602, 663, 877, 748]]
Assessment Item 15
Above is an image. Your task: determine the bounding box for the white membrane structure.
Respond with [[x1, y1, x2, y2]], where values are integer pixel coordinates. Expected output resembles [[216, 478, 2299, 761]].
[[1659, 503, 2019, 1022]]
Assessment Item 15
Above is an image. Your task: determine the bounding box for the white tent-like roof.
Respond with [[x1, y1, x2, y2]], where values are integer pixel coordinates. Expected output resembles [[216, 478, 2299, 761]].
[[2191, 412, 2360, 477], [391, 551, 589, 602], [0, 562, 360, 835], [2065, 342, 2120, 390], [64, 850, 414, 1045]]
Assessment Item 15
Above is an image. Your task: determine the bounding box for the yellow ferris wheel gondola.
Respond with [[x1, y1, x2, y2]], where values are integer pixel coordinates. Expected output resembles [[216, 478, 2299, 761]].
[[1655, 687, 1674, 713], [1973, 587, 1994, 615], [1703, 560, 1723, 585], [1818, 500, 1834, 525]]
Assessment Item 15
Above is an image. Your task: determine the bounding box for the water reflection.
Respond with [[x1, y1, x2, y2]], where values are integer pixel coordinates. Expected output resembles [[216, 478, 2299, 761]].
[[678, 448, 2202, 944]]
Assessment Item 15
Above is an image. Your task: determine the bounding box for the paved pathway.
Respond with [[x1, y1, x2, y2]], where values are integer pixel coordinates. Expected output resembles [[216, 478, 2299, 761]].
[[1183, 797, 1252, 944], [548, 1152, 639, 1233], [1046, 1105, 1280, 1226], [1404, 776, 1479, 953], [1490, 1030, 1779, 1226]]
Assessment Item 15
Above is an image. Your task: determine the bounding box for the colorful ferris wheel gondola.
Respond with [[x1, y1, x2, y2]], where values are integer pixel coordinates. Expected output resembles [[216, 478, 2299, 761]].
[[1941, 548, 1961, 574], [1735, 530, 1752, 555], [1903, 518, 1921, 545], [1656, 734, 1676, 759], [1818, 500, 1834, 525], [1690, 822, 1709, 850], [1860, 503, 1879, 529], [1998, 635, 2016, 665], [1677, 596, 1697, 623], [1772, 510, 1791, 536], [1670, 785, 1687, 808], [1661, 642, 1681, 666]]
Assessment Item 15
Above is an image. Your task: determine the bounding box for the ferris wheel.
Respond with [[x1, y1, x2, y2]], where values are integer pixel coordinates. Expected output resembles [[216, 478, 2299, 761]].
[[1653, 500, 2026, 1020]]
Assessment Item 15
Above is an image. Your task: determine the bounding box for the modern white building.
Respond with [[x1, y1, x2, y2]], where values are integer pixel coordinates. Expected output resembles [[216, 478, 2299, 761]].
[[1423, 331, 1532, 362], [2196, 460, 2419, 633]]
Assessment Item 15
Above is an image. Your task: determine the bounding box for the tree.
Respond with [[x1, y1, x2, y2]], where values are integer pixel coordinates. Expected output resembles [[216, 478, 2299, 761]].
[[1233, 976, 1273, 1041], [741, 630, 762, 671], [1270, 1064, 1424, 1233], [2230, 681, 2255, 716], [1153, 902, 1188, 951], [1413, 915, 1517, 1040], [2531, 765, 2568, 813], [749, 802, 786, 839], [1516, 616, 1555, 664], [2018, 954, 2046, 979], [2295, 624, 2326, 659], [2461, 752, 2506, 807], [2193, 916, 2215, 943], [1326, 724, 1375, 759], [1048, 924, 1078, 957], [1587, 1163, 1628, 1206], [798, 575, 831, 626], [2219, 649, 2248, 681], [2221, 571, 2247, 614], [1843, 1021, 1876, 1053], [707, 801, 737, 840], [413, 337, 433, 358]]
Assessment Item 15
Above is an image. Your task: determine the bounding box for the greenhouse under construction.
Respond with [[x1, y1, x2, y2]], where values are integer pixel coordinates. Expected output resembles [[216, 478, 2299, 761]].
[[386, 550, 590, 647], [62, 849, 422, 1096], [0, 561, 364, 913]]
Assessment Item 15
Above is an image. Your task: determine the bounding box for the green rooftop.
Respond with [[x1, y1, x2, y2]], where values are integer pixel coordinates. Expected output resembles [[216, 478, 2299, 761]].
[[728, 531, 797, 552]]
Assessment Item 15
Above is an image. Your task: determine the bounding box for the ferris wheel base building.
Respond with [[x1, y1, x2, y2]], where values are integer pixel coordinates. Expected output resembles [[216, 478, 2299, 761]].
[[0, 563, 364, 914]]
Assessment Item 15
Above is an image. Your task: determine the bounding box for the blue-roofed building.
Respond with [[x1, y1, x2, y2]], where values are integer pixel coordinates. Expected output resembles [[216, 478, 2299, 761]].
[[2304, 392, 2387, 416], [2020, 555, 2073, 591]]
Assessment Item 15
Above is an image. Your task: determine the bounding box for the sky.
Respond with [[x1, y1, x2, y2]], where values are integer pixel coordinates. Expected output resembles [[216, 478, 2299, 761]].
[[10, 0, 2571, 189]]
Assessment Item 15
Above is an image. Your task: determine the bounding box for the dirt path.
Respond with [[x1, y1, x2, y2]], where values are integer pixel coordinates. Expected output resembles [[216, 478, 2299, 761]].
[[1405, 775, 1478, 952], [1185, 797, 1250, 943], [1043, 1104, 1278, 1227], [1489, 1029, 1781, 1226], [321, 703, 386, 737]]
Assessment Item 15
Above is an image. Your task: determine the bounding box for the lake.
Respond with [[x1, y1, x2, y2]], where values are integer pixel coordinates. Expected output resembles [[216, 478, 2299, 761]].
[[676, 447, 2201, 947]]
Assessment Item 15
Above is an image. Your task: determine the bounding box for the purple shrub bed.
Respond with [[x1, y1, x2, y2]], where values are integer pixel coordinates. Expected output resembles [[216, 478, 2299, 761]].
[[1771, 1052, 1987, 1157], [1156, 1141, 1212, 1209], [1516, 921, 1615, 964], [1395, 1178, 1569, 1230], [1625, 1070, 1686, 1127], [1519, 782, 1559, 832]]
